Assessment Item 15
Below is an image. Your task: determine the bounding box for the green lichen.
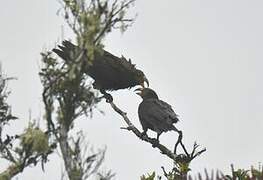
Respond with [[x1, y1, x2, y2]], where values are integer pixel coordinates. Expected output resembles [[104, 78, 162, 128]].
[[20, 124, 49, 154], [69, 167, 82, 180], [0, 173, 11, 180]]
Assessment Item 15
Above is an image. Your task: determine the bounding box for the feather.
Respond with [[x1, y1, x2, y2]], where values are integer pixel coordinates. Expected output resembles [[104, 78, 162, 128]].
[[138, 88, 179, 138], [53, 40, 148, 92]]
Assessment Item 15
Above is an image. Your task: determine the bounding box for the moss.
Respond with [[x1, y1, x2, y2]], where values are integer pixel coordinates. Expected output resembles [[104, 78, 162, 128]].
[[20, 124, 49, 154], [0, 173, 11, 180], [0, 164, 20, 180], [69, 167, 82, 180], [140, 172, 156, 180]]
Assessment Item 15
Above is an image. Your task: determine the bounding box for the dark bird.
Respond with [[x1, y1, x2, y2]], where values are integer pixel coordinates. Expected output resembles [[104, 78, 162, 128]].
[[53, 40, 149, 102], [136, 88, 179, 141]]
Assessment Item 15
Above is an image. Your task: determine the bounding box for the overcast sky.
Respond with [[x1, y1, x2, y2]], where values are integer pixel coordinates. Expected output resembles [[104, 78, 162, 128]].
[[0, 0, 263, 179]]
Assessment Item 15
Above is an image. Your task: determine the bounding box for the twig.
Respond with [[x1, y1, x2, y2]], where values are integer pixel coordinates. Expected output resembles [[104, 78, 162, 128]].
[[161, 166, 168, 176], [109, 101, 206, 164], [109, 102, 178, 161], [0, 148, 54, 179], [1, 145, 17, 163], [94, 0, 135, 44], [173, 131, 181, 154]]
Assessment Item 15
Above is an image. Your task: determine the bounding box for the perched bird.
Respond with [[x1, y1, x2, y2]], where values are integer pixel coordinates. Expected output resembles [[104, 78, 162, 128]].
[[136, 88, 179, 140], [53, 40, 149, 102]]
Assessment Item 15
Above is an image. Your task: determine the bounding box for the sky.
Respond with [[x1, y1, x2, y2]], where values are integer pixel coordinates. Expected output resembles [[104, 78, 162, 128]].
[[0, 0, 263, 179]]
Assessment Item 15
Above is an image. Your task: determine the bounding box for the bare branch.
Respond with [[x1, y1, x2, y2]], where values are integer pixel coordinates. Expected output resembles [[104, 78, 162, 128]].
[[109, 100, 206, 177], [109, 102, 178, 161]]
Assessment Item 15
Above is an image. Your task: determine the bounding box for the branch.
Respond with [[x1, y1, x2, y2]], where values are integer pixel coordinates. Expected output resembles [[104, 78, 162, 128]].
[[109, 102, 178, 161], [0, 148, 54, 179], [58, 125, 75, 179], [190, 142, 206, 160], [94, 0, 136, 44], [109, 101, 206, 164], [0, 164, 21, 180], [0, 145, 17, 163]]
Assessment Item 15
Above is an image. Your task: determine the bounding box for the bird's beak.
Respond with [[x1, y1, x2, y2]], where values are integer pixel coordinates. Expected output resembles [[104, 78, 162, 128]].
[[141, 76, 149, 88], [134, 87, 143, 96]]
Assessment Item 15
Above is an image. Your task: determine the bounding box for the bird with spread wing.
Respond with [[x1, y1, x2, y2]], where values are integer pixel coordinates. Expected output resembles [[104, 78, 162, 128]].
[[53, 40, 149, 102]]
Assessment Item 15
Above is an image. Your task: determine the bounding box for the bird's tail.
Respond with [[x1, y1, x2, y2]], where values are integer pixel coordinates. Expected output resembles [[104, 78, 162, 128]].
[[172, 115, 179, 123], [53, 40, 80, 61], [170, 125, 180, 133]]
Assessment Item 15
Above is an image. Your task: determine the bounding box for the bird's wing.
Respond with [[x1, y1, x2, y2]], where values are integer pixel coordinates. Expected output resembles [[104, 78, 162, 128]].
[[154, 100, 179, 123], [53, 41, 145, 90], [103, 51, 136, 72], [139, 99, 179, 133], [53, 40, 137, 72], [53, 40, 81, 62], [92, 50, 142, 90]]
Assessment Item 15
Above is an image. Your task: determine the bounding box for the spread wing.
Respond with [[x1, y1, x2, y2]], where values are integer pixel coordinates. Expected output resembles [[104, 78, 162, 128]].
[[138, 99, 179, 133], [53, 40, 80, 62], [53, 40, 145, 91], [90, 50, 142, 90]]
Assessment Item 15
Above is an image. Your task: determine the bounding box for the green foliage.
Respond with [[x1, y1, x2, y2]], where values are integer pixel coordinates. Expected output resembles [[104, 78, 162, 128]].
[[69, 166, 82, 180], [38, 1, 136, 179], [0, 67, 55, 179], [0, 69, 17, 125], [97, 170, 116, 180], [186, 164, 263, 180], [0, 68, 18, 159], [40, 51, 100, 131], [224, 164, 263, 180], [161, 165, 189, 180], [61, 0, 135, 61], [19, 123, 49, 155], [251, 166, 263, 178], [142, 164, 263, 180], [0, 172, 11, 180], [226, 169, 250, 179], [1, 0, 136, 179], [141, 172, 158, 180], [177, 161, 190, 175]]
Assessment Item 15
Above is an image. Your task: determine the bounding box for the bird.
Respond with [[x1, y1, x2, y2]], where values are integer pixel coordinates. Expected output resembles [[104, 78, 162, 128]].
[[136, 88, 179, 141], [53, 40, 149, 102]]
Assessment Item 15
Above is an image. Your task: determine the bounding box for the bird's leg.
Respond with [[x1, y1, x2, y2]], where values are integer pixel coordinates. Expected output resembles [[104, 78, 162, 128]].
[[157, 133, 161, 142], [100, 89, 113, 103], [152, 133, 161, 148], [173, 126, 183, 139], [104, 93, 113, 103], [140, 129, 148, 138]]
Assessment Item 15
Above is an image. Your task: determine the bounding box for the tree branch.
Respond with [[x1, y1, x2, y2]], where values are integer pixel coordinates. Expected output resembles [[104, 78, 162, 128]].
[[109, 102, 178, 161], [109, 101, 206, 164], [0, 164, 21, 180], [0, 148, 54, 179]]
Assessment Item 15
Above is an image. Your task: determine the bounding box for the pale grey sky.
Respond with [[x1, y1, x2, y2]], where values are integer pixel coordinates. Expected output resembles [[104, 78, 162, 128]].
[[0, 0, 263, 179]]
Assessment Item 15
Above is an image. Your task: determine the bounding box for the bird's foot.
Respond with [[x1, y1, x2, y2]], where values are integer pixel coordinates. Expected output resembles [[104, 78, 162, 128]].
[[103, 93, 113, 103], [152, 138, 159, 148], [99, 89, 113, 103], [140, 131, 148, 139]]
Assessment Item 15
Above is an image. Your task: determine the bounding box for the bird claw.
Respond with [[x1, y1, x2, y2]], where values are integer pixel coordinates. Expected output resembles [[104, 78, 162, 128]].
[[140, 132, 148, 139], [152, 138, 159, 148], [103, 94, 113, 103]]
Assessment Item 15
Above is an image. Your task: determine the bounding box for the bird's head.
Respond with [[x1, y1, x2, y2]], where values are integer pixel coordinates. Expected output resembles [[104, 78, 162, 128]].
[[135, 70, 149, 88], [135, 88, 159, 100]]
